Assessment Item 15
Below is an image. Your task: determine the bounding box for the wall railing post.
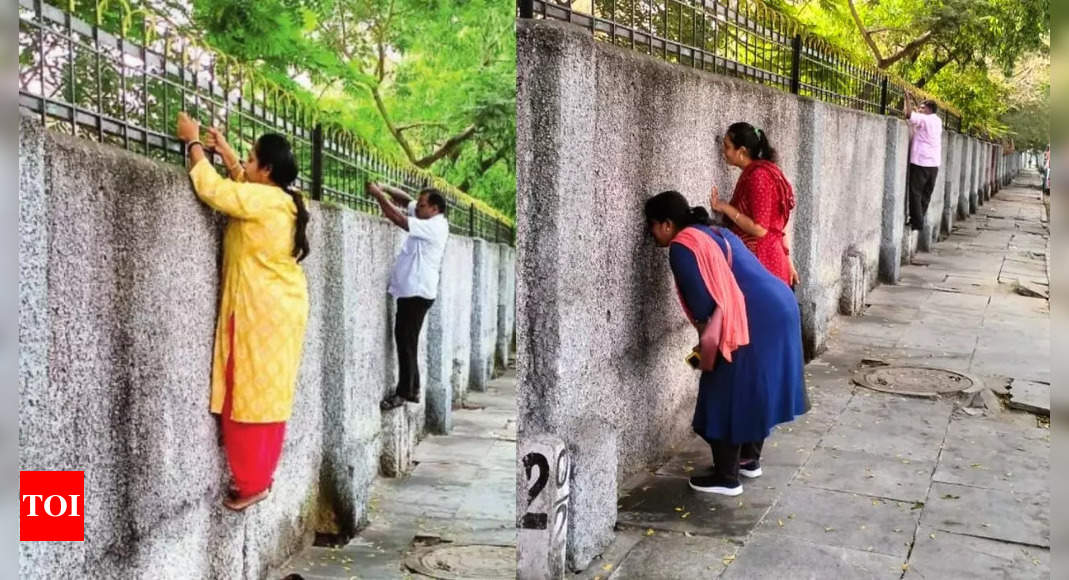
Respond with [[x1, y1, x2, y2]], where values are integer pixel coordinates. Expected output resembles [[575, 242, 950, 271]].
[[789, 35, 802, 95], [519, 0, 533, 19], [879, 77, 888, 115], [311, 123, 324, 201]]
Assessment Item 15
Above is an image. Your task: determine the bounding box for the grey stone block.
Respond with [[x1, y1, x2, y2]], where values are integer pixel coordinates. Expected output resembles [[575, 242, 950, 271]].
[[380, 403, 421, 478], [496, 244, 517, 370], [565, 422, 618, 572], [517, 434, 569, 580], [879, 118, 908, 283], [840, 247, 867, 315], [470, 238, 500, 392]]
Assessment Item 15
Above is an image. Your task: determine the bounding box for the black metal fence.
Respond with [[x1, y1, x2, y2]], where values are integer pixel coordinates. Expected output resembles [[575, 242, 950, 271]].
[[518, 0, 964, 133], [18, 0, 514, 244]]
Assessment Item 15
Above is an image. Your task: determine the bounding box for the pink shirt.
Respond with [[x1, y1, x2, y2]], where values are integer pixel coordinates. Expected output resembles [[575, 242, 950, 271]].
[[909, 112, 943, 167]]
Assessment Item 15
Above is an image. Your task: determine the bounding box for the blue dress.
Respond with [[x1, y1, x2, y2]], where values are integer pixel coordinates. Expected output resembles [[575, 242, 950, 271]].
[[669, 225, 807, 444]]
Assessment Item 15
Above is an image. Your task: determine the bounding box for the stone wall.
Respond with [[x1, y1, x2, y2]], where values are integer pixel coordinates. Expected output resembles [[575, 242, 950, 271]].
[[516, 18, 1015, 571], [18, 118, 515, 579]]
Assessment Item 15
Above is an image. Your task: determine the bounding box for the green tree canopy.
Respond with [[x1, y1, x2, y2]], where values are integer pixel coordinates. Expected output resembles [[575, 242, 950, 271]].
[[190, 0, 517, 216], [767, 0, 1049, 139]]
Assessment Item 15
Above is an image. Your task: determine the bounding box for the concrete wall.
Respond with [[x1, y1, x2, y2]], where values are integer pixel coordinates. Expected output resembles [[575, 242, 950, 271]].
[[18, 117, 514, 579], [879, 120, 909, 283], [516, 19, 1014, 570], [957, 137, 972, 221], [941, 132, 963, 237]]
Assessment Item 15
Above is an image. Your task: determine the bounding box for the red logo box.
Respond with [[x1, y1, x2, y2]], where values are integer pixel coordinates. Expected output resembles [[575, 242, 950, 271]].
[[20, 471, 84, 541]]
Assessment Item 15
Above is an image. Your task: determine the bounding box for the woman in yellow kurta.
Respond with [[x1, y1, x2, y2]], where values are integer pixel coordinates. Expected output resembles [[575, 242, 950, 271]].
[[176, 112, 310, 511]]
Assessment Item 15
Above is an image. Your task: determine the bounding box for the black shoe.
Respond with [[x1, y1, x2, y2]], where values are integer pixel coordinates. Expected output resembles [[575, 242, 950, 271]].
[[688, 474, 743, 496], [739, 460, 762, 479], [380, 394, 406, 411]]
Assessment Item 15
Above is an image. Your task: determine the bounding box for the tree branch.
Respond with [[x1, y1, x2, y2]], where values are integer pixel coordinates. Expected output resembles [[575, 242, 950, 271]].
[[879, 31, 934, 68], [370, 84, 419, 164], [847, 0, 884, 63], [414, 125, 477, 168], [396, 122, 449, 133]]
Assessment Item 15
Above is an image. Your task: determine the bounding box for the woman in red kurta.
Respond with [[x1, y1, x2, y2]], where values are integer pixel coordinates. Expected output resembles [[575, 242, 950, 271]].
[[710, 123, 798, 288]]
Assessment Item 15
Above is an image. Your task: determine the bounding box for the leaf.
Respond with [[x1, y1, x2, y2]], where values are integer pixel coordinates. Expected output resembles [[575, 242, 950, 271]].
[[941, 494, 960, 500], [646, 528, 655, 536], [682, 512, 691, 519], [778, 519, 785, 527], [602, 563, 614, 571]]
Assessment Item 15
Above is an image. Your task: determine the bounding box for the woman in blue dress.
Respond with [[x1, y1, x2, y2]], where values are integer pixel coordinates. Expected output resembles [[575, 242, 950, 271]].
[[646, 190, 807, 496]]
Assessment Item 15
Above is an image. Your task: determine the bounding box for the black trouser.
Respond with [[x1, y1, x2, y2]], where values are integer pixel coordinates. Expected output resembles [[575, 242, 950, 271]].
[[394, 296, 434, 402], [908, 163, 940, 231], [702, 436, 764, 482]]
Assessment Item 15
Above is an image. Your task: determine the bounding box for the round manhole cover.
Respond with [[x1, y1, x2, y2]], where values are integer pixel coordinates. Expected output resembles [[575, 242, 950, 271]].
[[404, 544, 515, 579], [853, 365, 974, 397]]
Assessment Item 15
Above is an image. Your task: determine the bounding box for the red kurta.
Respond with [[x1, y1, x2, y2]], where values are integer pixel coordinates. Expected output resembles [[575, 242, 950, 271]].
[[728, 161, 796, 286]]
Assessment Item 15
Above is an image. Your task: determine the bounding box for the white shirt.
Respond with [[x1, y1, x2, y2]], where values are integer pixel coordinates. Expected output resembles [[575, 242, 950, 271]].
[[388, 201, 449, 300]]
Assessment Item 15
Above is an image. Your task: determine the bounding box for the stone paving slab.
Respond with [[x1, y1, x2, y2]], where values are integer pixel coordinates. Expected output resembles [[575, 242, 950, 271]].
[[609, 533, 735, 579], [818, 394, 952, 463], [569, 530, 645, 580], [720, 533, 903, 580], [755, 485, 920, 558], [897, 325, 979, 354], [1007, 379, 1050, 415], [932, 417, 1049, 494], [921, 482, 1049, 548], [617, 472, 787, 539], [795, 447, 935, 503]]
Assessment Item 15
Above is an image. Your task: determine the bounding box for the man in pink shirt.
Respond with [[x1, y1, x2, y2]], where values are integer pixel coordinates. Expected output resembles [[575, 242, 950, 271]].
[[905, 94, 943, 231]]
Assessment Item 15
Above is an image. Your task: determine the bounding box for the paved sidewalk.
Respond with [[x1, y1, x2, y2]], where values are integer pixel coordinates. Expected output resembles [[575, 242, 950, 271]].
[[579, 175, 1050, 579], [279, 371, 517, 579]]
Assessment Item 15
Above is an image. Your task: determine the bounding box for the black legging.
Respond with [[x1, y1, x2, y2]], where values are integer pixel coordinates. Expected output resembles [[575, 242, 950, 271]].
[[701, 436, 764, 481], [394, 296, 434, 402]]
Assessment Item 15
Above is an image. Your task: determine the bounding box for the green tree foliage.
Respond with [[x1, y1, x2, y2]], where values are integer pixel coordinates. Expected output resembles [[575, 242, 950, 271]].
[[190, 0, 517, 216], [766, 0, 1049, 138]]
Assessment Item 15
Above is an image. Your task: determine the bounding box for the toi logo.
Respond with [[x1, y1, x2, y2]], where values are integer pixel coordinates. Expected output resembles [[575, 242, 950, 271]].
[[20, 471, 84, 541]]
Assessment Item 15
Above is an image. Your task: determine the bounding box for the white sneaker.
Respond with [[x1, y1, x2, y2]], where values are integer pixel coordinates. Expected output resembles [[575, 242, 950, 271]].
[[739, 461, 762, 478], [688, 475, 743, 496]]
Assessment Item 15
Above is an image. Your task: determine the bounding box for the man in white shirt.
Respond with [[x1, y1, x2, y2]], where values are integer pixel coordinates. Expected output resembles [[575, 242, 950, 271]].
[[367, 182, 450, 410]]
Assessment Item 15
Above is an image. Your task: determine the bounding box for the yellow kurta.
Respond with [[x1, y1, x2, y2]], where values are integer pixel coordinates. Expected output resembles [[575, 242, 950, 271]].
[[189, 159, 309, 423]]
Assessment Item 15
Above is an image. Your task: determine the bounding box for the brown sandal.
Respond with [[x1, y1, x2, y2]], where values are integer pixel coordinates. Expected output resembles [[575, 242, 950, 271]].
[[224, 489, 269, 511]]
